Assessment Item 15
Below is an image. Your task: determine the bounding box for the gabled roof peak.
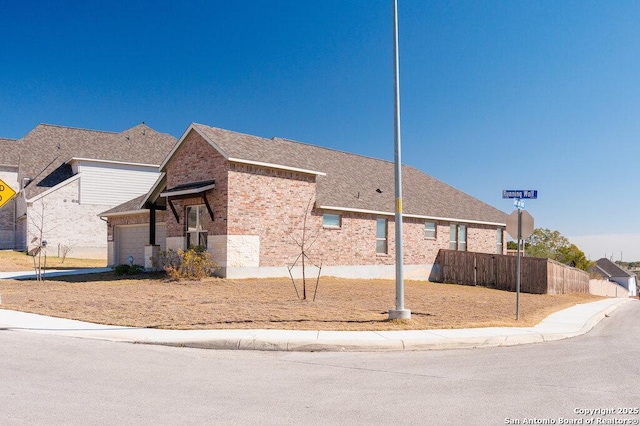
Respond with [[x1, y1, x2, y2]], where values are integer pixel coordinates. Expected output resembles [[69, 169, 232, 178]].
[[18, 122, 177, 199]]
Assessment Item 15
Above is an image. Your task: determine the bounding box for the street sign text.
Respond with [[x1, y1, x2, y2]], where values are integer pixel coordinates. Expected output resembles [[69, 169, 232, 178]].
[[502, 190, 538, 199]]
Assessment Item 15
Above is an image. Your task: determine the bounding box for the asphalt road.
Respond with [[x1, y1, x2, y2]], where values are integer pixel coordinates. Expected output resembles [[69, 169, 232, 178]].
[[1, 302, 638, 425]]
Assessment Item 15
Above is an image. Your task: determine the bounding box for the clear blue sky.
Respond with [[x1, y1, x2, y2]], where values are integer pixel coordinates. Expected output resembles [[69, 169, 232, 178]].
[[2, 1, 639, 259]]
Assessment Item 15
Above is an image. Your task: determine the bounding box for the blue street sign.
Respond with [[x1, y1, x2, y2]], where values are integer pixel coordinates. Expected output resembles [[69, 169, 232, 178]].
[[502, 190, 538, 199]]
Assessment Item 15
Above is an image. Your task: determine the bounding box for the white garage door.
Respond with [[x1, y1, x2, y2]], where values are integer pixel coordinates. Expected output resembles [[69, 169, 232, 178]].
[[115, 223, 166, 266]]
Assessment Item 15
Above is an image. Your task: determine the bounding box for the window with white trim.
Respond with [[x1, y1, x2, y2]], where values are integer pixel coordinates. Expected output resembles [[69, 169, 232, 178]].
[[376, 218, 387, 254], [186, 205, 208, 249], [497, 228, 503, 254], [449, 224, 467, 251], [323, 213, 341, 228], [425, 221, 436, 239], [459, 225, 466, 251]]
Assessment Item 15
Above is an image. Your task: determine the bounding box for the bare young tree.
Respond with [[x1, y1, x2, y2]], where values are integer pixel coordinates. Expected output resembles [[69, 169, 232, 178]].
[[59, 244, 73, 264], [287, 197, 322, 301], [28, 199, 55, 281]]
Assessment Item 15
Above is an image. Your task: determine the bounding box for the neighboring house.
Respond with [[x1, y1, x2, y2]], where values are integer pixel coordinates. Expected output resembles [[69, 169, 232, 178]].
[[592, 258, 637, 297], [0, 123, 176, 258], [102, 123, 507, 280]]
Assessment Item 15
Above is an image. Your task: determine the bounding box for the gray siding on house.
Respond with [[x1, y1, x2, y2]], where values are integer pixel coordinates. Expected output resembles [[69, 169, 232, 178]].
[[76, 162, 161, 206]]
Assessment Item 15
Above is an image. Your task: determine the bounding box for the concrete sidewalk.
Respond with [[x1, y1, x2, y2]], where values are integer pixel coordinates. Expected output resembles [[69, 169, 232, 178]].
[[0, 298, 634, 352], [0, 268, 112, 280]]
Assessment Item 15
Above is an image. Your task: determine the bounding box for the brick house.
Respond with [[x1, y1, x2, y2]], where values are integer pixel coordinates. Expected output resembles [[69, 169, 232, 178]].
[[102, 123, 507, 280], [0, 123, 176, 258]]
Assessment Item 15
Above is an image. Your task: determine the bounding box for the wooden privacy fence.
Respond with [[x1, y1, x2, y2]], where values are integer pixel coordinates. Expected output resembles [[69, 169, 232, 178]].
[[430, 249, 589, 294]]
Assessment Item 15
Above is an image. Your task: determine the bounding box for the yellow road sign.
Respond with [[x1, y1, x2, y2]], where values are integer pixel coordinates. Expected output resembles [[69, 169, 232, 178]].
[[0, 179, 17, 209]]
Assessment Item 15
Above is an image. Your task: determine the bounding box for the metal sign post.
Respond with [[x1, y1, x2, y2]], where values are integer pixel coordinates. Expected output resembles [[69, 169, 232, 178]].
[[504, 190, 537, 320], [515, 205, 522, 320]]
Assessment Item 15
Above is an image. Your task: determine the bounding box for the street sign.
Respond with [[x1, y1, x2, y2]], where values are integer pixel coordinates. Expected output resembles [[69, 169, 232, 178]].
[[0, 179, 16, 209], [506, 208, 535, 321], [502, 190, 538, 199], [506, 209, 534, 240]]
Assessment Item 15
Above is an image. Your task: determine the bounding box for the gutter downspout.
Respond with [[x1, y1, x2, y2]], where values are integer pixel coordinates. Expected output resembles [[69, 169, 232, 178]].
[[13, 197, 17, 249]]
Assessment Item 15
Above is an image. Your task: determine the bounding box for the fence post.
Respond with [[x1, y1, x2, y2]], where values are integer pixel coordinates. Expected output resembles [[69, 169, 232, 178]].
[[473, 254, 477, 286]]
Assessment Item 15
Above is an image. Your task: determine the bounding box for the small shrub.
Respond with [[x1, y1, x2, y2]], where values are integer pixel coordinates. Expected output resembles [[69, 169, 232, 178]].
[[114, 264, 144, 275], [152, 249, 181, 278], [60, 245, 72, 264], [151, 247, 219, 281]]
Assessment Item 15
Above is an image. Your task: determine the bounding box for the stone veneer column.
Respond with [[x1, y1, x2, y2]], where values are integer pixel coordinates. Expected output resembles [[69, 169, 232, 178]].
[[107, 241, 115, 267], [144, 244, 161, 270]]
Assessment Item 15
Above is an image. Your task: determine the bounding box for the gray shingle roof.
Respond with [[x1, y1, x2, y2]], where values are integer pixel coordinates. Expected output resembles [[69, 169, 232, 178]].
[[100, 194, 148, 216], [0, 137, 21, 167], [18, 123, 177, 198], [595, 258, 635, 278], [191, 123, 506, 224]]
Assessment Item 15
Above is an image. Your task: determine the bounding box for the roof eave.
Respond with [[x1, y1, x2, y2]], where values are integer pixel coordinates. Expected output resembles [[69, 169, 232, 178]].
[[140, 172, 167, 207], [318, 205, 506, 226], [229, 158, 326, 176], [99, 209, 149, 219], [160, 183, 216, 198], [25, 174, 82, 203], [67, 157, 160, 168]]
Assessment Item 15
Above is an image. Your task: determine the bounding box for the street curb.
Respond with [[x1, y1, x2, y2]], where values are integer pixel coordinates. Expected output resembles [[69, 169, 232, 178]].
[[575, 297, 634, 335], [1, 298, 635, 352], [133, 299, 635, 352]]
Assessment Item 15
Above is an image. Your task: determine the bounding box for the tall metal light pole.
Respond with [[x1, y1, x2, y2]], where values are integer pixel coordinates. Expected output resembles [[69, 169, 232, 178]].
[[388, 0, 411, 320]]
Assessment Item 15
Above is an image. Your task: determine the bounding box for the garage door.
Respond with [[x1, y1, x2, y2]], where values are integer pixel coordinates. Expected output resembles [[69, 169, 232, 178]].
[[115, 223, 166, 266]]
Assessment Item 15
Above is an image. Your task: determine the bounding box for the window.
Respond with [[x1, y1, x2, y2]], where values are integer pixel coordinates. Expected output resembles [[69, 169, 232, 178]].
[[376, 218, 387, 254], [449, 224, 467, 251], [449, 224, 457, 250], [459, 225, 466, 251], [323, 213, 341, 228], [497, 228, 503, 254], [186, 205, 208, 249], [425, 221, 436, 239]]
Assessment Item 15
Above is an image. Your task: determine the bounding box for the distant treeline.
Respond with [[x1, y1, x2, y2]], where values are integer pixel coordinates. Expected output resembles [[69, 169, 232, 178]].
[[615, 261, 640, 269]]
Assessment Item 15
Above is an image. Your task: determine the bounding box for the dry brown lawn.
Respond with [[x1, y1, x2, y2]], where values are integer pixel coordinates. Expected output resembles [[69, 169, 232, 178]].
[[0, 271, 603, 331], [0, 250, 106, 272]]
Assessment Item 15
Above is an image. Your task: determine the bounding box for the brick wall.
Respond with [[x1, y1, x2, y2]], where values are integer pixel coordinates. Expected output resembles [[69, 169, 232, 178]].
[[0, 200, 16, 249], [227, 162, 316, 267], [308, 213, 500, 268], [164, 130, 228, 238], [468, 224, 502, 254], [27, 179, 111, 258]]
